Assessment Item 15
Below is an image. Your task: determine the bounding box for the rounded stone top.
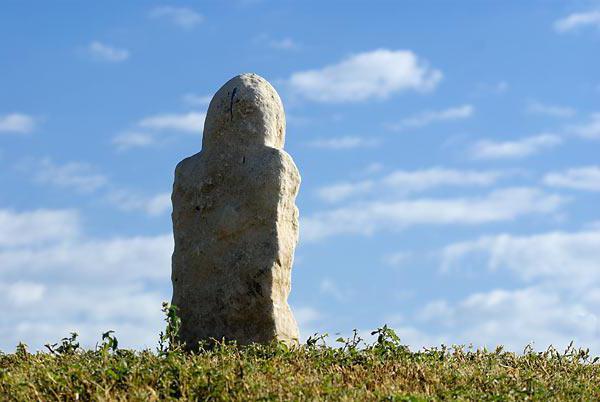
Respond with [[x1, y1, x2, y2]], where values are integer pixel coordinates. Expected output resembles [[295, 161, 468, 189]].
[[202, 73, 286, 151]]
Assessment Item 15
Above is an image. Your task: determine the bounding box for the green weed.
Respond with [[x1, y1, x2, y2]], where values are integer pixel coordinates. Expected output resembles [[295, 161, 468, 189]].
[[1, 305, 599, 400]]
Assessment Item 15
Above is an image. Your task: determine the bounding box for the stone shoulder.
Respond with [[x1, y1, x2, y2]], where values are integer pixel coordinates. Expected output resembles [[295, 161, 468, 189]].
[[173, 147, 299, 189], [261, 147, 300, 184], [174, 151, 203, 179]]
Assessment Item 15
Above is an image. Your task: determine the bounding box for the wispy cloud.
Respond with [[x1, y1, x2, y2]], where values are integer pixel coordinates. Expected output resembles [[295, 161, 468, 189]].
[[149, 6, 204, 29], [410, 228, 600, 351], [570, 113, 600, 139], [20, 157, 171, 217], [0, 209, 80, 247], [0, 207, 172, 350], [254, 34, 300, 50], [587, 221, 600, 230], [182, 93, 212, 107], [387, 104, 473, 131], [88, 41, 129, 62], [307, 136, 379, 150], [113, 112, 206, 150], [138, 112, 205, 133], [543, 166, 600, 191], [316, 168, 505, 203], [0, 113, 35, 134], [382, 251, 411, 268], [289, 49, 442, 102], [292, 306, 322, 330], [470, 134, 562, 160], [388, 227, 600, 352], [363, 163, 384, 175], [32, 158, 108, 193], [527, 101, 576, 118], [316, 181, 374, 203], [268, 37, 298, 50], [106, 191, 171, 216], [473, 81, 509, 96], [494, 81, 509, 93], [112, 131, 156, 150], [3, 282, 46, 306], [554, 10, 600, 33], [320, 279, 353, 302], [400, 285, 600, 352], [441, 229, 600, 289], [302, 187, 565, 241]]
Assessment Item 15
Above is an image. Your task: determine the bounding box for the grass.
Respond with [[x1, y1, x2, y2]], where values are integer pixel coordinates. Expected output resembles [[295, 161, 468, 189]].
[[1, 306, 599, 401]]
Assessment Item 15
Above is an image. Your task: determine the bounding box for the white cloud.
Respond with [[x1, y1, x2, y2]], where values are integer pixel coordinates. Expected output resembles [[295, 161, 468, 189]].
[[441, 230, 600, 289], [391, 228, 600, 352], [112, 131, 156, 150], [88, 41, 129, 62], [302, 187, 565, 241], [285, 114, 312, 126], [1, 235, 173, 283], [19, 158, 170, 217], [0, 209, 80, 247], [307, 136, 379, 150], [381, 168, 502, 192], [182, 93, 212, 107], [149, 6, 204, 29], [473, 81, 509, 96], [387, 104, 474, 131], [495, 81, 509, 93], [113, 112, 206, 149], [0, 113, 35, 134], [33, 158, 108, 193], [543, 166, 600, 191], [293, 306, 322, 327], [402, 285, 600, 352], [107, 190, 171, 216], [138, 112, 205, 133], [527, 101, 576, 118], [471, 133, 562, 160], [146, 193, 172, 215], [554, 10, 600, 33], [317, 181, 375, 203], [3, 282, 46, 306], [253, 34, 299, 50], [320, 279, 353, 302], [316, 168, 505, 203], [291, 305, 325, 341], [363, 162, 384, 175], [382, 251, 411, 268], [587, 221, 600, 230], [570, 113, 600, 139], [289, 49, 442, 102], [0, 207, 173, 351], [268, 37, 298, 50]]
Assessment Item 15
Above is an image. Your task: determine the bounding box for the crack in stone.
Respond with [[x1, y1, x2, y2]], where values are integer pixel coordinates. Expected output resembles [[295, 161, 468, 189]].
[[229, 87, 238, 121]]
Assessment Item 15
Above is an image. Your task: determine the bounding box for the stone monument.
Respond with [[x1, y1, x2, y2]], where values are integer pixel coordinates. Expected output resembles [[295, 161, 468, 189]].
[[171, 73, 300, 348]]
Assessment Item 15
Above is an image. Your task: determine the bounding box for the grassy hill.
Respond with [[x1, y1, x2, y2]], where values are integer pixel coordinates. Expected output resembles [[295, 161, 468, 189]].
[[2, 329, 599, 400], [1, 306, 599, 400]]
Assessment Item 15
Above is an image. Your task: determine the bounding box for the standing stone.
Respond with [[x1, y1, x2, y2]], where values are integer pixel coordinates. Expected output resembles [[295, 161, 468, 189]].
[[171, 73, 300, 348]]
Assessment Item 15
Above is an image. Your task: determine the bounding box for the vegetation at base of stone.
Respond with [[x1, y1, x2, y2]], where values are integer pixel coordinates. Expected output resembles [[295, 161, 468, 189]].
[[1, 329, 599, 401]]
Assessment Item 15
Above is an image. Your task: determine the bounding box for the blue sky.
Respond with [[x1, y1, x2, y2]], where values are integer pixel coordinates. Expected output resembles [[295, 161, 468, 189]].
[[1, 1, 600, 352]]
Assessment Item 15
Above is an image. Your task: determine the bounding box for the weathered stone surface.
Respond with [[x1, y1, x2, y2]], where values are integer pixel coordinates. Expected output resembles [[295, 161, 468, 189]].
[[171, 73, 300, 348]]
